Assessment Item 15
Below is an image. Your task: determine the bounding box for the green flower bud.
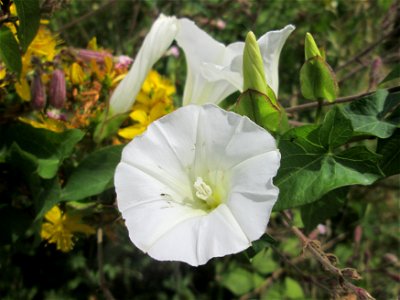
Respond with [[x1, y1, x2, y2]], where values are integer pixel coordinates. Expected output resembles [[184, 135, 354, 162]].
[[243, 31, 268, 94], [305, 33, 321, 60]]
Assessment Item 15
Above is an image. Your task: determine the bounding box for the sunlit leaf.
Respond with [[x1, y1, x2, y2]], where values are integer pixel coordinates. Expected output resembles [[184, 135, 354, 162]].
[[61, 145, 124, 201]]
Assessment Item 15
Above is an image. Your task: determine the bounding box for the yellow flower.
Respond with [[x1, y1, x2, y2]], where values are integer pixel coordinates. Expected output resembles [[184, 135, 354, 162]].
[[41, 206, 95, 252], [27, 25, 59, 61], [136, 70, 175, 109], [70, 62, 85, 85], [118, 70, 175, 140]]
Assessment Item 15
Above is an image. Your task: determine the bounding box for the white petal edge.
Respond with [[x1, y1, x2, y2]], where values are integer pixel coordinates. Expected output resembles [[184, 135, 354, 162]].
[[258, 24, 295, 96], [109, 14, 178, 115]]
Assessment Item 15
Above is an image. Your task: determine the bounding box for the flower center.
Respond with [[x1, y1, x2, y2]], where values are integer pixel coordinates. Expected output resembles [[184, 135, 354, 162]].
[[194, 177, 213, 201]]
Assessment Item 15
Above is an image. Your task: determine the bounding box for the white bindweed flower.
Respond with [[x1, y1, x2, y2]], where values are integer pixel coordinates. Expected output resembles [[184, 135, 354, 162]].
[[176, 19, 295, 105], [115, 104, 280, 266], [109, 14, 179, 115]]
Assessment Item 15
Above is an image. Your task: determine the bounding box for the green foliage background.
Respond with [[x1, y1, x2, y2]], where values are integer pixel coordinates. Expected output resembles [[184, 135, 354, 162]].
[[0, 0, 399, 299]]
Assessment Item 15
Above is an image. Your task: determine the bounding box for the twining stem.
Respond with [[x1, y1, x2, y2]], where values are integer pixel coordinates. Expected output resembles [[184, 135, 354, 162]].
[[280, 211, 375, 300], [285, 86, 400, 113]]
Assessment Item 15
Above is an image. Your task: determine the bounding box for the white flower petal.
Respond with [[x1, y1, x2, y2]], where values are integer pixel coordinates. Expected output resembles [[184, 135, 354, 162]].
[[109, 14, 178, 115], [147, 204, 250, 266], [258, 24, 295, 96], [176, 19, 239, 105], [115, 104, 280, 266]]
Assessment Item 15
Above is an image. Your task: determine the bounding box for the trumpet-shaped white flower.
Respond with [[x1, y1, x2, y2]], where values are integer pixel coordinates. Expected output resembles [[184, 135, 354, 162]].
[[109, 15, 179, 115], [115, 104, 280, 266], [175, 19, 295, 105]]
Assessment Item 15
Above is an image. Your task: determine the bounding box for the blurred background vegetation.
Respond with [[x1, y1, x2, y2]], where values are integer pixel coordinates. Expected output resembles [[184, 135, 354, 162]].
[[1, 0, 399, 299]]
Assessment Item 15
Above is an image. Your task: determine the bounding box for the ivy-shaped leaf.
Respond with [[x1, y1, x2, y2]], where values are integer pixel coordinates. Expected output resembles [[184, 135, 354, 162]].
[[274, 107, 383, 211], [14, 0, 40, 52], [342, 89, 400, 138]]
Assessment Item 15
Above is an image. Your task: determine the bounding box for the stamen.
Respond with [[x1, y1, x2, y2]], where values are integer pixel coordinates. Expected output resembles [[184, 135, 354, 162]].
[[194, 177, 213, 201]]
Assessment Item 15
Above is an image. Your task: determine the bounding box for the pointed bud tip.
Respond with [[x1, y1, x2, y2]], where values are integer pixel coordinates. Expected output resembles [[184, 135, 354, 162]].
[[305, 32, 321, 60], [243, 31, 267, 93]]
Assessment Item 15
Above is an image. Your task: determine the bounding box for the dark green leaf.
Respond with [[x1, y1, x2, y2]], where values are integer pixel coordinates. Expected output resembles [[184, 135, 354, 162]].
[[61, 144, 124, 201], [300, 56, 338, 102], [319, 107, 353, 149], [274, 108, 383, 210], [0, 26, 22, 75], [14, 0, 40, 52], [377, 129, 400, 176], [301, 188, 348, 232], [5, 124, 85, 179], [342, 89, 400, 138]]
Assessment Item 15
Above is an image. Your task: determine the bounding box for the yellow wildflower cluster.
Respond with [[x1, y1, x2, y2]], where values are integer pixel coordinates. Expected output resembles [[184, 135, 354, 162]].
[[41, 205, 95, 252], [118, 70, 175, 139]]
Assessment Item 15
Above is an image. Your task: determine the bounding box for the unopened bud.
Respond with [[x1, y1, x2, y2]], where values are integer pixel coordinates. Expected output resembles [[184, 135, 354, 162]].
[[243, 31, 268, 94], [49, 69, 66, 108], [305, 33, 321, 60], [31, 73, 46, 110], [76, 49, 112, 63]]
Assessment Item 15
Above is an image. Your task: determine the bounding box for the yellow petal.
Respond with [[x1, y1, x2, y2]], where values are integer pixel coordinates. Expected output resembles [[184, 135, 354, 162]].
[[70, 62, 85, 85], [118, 125, 146, 139], [149, 102, 168, 122], [129, 110, 148, 124], [15, 79, 31, 101], [0, 67, 6, 80], [44, 206, 63, 224]]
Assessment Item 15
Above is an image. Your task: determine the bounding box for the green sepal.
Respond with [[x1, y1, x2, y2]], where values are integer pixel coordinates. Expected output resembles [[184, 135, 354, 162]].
[[235, 89, 287, 133], [300, 56, 338, 102]]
